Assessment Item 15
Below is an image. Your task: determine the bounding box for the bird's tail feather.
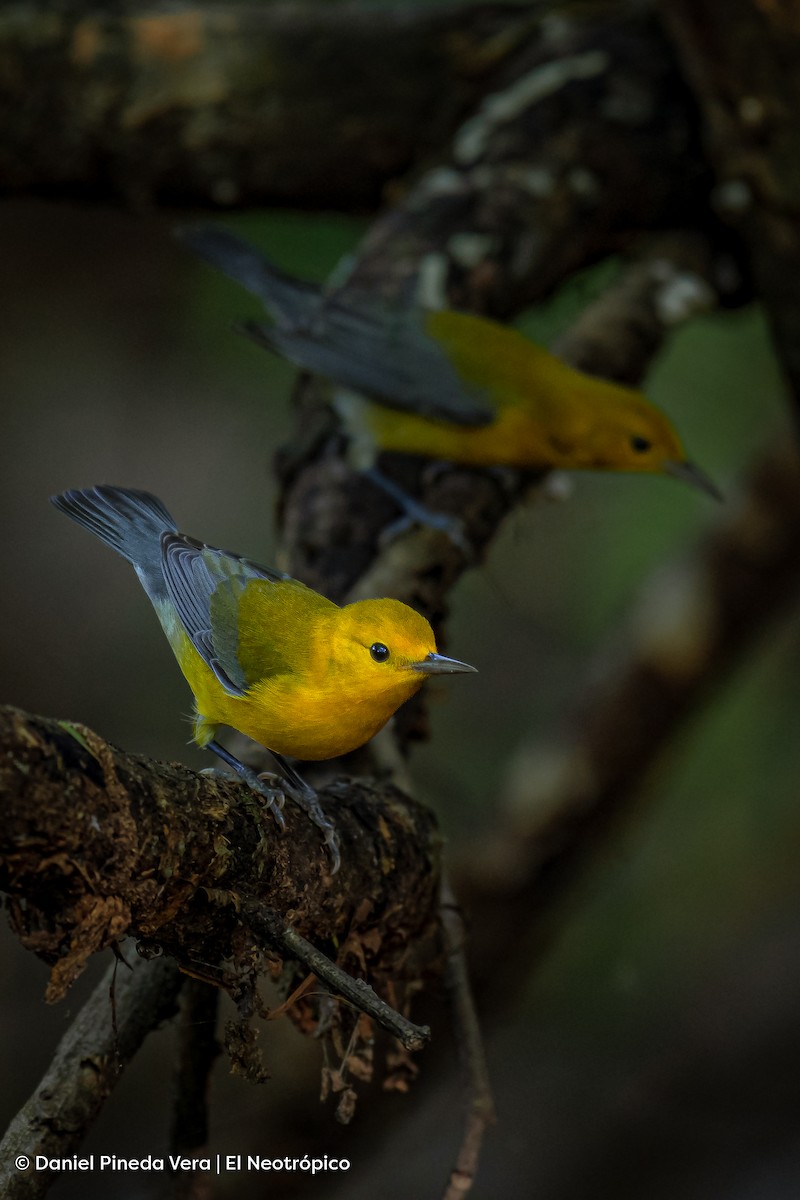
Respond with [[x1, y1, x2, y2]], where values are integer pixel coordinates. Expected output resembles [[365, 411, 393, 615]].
[[50, 486, 177, 577], [176, 225, 318, 327]]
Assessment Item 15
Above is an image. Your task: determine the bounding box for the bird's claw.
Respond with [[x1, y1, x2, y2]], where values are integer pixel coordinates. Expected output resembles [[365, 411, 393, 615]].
[[280, 780, 341, 875], [246, 776, 288, 833], [257, 771, 287, 810], [378, 505, 473, 558], [201, 752, 289, 835], [250, 771, 340, 872], [365, 466, 474, 558]]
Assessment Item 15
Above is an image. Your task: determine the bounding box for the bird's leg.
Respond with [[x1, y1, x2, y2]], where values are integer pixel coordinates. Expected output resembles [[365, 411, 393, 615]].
[[364, 467, 472, 557], [264, 752, 341, 876], [422, 458, 525, 503], [206, 741, 340, 873], [205, 739, 287, 832]]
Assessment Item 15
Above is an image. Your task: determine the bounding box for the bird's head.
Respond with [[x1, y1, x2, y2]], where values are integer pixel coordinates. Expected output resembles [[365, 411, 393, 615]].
[[333, 598, 476, 703], [564, 381, 721, 498]]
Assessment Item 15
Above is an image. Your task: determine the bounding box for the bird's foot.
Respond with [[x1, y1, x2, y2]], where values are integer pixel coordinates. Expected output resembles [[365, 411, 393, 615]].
[[234, 767, 289, 834], [272, 775, 341, 876], [378, 507, 472, 557], [205, 741, 287, 832], [366, 468, 473, 556], [206, 740, 340, 872]]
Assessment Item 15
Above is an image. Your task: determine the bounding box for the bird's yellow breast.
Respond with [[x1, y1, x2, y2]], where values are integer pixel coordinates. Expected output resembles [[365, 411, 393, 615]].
[[162, 601, 427, 761], [359, 400, 557, 467], [236, 669, 423, 759]]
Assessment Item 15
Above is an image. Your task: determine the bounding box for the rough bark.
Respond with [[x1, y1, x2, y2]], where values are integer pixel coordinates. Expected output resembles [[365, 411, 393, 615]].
[[0, 956, 183, 1200], [661, 0, 800, 416], [0, 706, 442, 1009], [0, 2, 709, 234], [0, 2, 537, 208]]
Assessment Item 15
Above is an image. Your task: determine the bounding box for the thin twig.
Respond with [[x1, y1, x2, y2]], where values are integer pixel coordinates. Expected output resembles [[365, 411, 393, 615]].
[[0, 954, 183, 1200], [243, 902, 431, 1052], [266, 972, 317, 1021], [440, 875, 496, 1200]]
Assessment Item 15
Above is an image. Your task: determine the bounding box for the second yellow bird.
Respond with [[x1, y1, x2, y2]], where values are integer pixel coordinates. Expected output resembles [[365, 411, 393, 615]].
[[179, 226, 719, 498]]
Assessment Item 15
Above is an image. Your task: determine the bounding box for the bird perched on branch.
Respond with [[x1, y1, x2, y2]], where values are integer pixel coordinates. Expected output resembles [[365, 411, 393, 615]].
[[51, 486, 476, 871], [177, 225, 720, 503]]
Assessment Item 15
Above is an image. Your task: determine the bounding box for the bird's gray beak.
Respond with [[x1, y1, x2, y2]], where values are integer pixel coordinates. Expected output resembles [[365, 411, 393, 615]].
[[664, 460, 723, 501], [411, 652, 478, 675]]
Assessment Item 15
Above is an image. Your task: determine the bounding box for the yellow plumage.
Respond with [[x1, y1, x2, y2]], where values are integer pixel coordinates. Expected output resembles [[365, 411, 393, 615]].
[[179, 226, 719, 497], [51, 486, 475, 868]]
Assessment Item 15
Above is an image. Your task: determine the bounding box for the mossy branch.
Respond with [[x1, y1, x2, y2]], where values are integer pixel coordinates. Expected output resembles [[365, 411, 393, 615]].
[[0, 705, 442, 1009]]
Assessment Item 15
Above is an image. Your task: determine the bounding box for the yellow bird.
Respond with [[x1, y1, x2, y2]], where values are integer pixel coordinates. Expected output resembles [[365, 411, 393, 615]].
[[51, 486, 476, 871], [178, 226, 720, 499]]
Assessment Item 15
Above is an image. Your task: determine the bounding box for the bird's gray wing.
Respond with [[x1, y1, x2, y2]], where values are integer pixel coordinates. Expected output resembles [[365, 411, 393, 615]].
[[239, 300, 493, 426], [160, 532, 291, 696], [177, 223, 493, 426]]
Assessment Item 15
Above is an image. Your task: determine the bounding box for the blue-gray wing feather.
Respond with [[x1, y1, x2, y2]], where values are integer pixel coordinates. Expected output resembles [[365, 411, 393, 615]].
[[160, 533, 289, 696], [244, 298, 493, 426], [178, 224, 492, 426]]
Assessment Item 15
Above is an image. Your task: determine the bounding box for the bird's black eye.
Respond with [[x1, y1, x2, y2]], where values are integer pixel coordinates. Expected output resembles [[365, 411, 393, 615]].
[[630, 435, 652, 454], [370, 642, 390, 663]]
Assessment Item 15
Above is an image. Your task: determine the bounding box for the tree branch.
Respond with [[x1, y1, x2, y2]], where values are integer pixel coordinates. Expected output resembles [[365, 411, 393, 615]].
[[660, 0, 800, 422], [0, 2, 538, 208], [243, 904, 432, 1052], [0, 706, 443, 1010], [275, 0, 719, 597], [0, 955, 183, 1200], [440, 875, 495, 1200]]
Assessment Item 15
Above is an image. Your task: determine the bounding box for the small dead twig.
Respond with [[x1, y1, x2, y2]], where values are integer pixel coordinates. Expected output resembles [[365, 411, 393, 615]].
[[243, 902, 431, 1052], [266, 971, 318, 1021]]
